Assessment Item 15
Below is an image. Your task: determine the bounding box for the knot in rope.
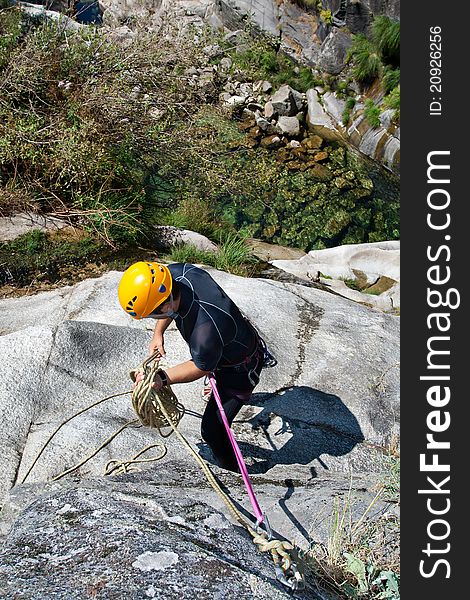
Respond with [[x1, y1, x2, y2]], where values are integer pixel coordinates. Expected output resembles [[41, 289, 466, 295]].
[[251, 531, 305, 590]]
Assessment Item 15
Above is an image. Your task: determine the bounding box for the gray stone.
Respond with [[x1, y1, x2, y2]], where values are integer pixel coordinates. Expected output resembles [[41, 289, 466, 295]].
[[153, 226, 218, 253], [239, 82, 253, 97], [254, 113, 272, 132], [0, 212, 70, 243], [318, 30, 352, 75], [273, 241, 400, 284], [264, 101, 276, 119], [202, 43, 222, 57], [276, 116, 300, 137], [382, 136, 400, 172], [322, 92, 347, 126], [222, 28, 246, 44], [0, 475, 316, 599], [0, 265, 399, 596], [219, 56, 233, 71], [271, 241, 400, 310], [270, 85, 304, 117], [225, 94, 246, 106], [358, 127, 389, 161], [278, 0, 321, 66], [0, 267, 399, 500], [219, 0, 280, 37], [18, 2, 83, 30], [253, 80, 273, 94], [379, 108, 396, 131], [306, 89, 341, 141]]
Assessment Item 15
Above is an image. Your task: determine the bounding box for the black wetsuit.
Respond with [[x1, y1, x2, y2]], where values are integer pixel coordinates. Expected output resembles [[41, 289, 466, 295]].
[[168, 263, 264, 471]]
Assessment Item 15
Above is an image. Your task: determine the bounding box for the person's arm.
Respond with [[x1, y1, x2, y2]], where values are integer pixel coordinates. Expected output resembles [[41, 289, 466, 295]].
[[164, 360, 210, 385], [149, 317, 172, 356], [134, 360, 209, 390]]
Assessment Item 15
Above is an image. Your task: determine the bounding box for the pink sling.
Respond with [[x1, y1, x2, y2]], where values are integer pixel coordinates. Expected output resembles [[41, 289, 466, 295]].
[[208, 374, 266, 529]]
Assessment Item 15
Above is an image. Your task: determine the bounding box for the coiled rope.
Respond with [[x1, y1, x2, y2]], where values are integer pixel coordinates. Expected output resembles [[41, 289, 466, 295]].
[[21, 352, 305, 591]]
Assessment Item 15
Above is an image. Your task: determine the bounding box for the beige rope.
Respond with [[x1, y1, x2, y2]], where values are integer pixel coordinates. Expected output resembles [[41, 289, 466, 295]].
[[21, 351, 305, 591], [130, 352, 305, 591], [104, 444, 167, 476]]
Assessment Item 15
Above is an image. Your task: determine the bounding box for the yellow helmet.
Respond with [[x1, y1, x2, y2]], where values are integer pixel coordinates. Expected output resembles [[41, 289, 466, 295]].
[[118, 261, 173, 319]]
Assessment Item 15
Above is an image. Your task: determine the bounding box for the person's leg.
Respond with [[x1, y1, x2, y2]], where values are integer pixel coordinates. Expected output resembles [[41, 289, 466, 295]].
[[201, 389, 247, 471], [201, 348, 264, 471]]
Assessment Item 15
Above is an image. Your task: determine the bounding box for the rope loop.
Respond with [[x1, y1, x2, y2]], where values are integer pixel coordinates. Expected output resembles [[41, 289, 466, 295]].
[[104, 443, 167, 477], [131, 352, 185, 435]]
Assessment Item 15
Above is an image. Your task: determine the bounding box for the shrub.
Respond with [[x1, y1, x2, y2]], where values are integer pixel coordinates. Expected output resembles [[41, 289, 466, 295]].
[[372, 15, 400, 66], [364, 99, 381, 128], [382, 67, 400, 94], [320, 9, 333, 25], [383, 85, 400, 121], [0, 5, 22, 69], [347, 35, 383, 84], [224, 37, 318, 92], [165, 233, 258, 277], [0, 17, 206, 246]]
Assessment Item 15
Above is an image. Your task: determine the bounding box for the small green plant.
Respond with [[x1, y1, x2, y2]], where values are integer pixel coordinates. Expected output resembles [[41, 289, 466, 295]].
[[382, 67, 400, 94], [307, 477, 400, 599], [364, 99, 381, 128], [372, 16, 400, 66], [347, 34, 383, 84], [383, 85, 400, 121], [320, 9, 333, 24], [342, 97, 356, 125], [342, 277, 362, 291], [165, 233, 258, 277]]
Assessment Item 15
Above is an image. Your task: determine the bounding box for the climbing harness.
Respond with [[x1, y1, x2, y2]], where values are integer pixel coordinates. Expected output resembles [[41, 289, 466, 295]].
[[21, 352, 304, 592], [259, 335, 278, 368]]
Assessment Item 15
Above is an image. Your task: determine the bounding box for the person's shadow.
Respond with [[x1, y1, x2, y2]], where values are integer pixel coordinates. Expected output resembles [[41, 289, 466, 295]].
[[196, 385, 365, 547], [235, 386, 365, 476]]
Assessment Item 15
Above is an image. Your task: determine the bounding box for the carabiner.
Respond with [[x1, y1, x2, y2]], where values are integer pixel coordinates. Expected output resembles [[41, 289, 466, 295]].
[[255, 514, 273, 540]]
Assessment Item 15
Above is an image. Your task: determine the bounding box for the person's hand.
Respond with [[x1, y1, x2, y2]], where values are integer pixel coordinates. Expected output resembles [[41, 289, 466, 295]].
[[133, 370, 164, 391], [149, 334, 166, 358]]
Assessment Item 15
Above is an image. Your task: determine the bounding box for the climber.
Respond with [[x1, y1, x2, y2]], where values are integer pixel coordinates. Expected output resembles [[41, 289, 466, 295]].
[[118, 261, 273, 472]]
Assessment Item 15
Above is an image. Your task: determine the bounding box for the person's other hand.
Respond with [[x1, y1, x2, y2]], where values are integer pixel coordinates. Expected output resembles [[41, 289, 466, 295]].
[[149, 335, 166, 358]]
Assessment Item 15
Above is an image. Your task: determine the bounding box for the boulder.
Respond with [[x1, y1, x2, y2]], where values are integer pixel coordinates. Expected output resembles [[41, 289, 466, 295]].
[[0, 265, 399, 594], [272, 241, 400, 284], [264, 101, 276, 119], [0, 267, 399, 507], [306, 89, 341, 141], [0, 213, 70, 243], [18, 2, 83, 30], [0, 473, 317, 599], [322, 92, 347, 127], [317, 29, 352, 75], [271, 241, 400, 310], [152, 226, 218, 253], [270, 85, 304, 117], [276, 116, 300, 137], [253, 80, 273, 94]]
